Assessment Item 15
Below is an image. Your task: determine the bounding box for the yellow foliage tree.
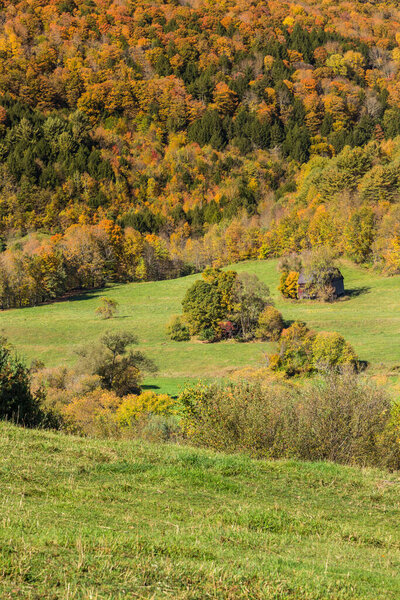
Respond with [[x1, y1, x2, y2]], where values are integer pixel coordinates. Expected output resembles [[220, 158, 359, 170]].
[[116, 391, 177, 428], [212, 82, 238, 116]]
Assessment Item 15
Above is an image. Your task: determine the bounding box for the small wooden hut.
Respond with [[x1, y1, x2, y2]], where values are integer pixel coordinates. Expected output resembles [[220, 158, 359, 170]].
[[297, 270, 344, 300]]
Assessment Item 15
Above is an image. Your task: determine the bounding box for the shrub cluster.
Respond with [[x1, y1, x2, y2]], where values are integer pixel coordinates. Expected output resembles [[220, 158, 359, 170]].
[[28, 330, 171, 437], [0, 333, 179, 439], [180, 372, 400, 469], [62, 389, 179, 441], [3, 329, 400, 472], [96, 297, 118, 320], [268, 321, 357, 376], [169, 267, 276, 342]]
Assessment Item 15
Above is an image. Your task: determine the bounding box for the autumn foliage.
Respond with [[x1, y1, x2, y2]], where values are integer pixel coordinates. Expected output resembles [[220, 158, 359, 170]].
[[0, 0, 400, 302]]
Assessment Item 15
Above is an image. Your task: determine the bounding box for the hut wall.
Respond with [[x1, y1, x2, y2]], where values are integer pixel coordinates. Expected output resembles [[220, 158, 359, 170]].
[[333, 278, 345, 297]]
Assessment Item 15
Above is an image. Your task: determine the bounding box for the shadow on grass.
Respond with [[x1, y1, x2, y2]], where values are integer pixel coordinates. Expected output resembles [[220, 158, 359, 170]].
[[343, 286, 371, 299], [67, 289, 104, 302], [39, 284, 135, 307], [141, 384, 161, 391], [283, 318, 306, 328], [37, 288, 103, 306], [46, 283, 139, 306], [357, 360, 369, 372]]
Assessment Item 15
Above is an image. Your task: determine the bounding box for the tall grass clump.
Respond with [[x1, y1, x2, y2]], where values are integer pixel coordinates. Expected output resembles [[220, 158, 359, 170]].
[[180, 370, 400, 468]]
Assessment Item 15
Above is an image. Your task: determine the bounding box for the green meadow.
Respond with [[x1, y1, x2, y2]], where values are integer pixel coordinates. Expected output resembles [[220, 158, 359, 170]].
[[1, 422, 400, 599], [0, 259, 399, 395]]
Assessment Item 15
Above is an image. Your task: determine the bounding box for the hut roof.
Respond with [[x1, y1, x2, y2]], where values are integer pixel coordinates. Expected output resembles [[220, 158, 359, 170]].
[[298, 269, 343, 285], [298, 272, 312, 285]]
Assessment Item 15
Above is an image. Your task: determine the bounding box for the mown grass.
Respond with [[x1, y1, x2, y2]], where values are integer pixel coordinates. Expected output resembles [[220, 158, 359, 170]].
[[1, 422, 400, 599], [0, 260, 399, 395]]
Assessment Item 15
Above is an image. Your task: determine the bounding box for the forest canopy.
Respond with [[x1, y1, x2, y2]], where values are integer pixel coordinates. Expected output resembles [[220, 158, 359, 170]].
[[1, 0, 400, 301]]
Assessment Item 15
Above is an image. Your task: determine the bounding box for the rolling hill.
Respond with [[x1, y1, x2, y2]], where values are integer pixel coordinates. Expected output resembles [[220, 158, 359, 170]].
[[1, 422, 400, 599]]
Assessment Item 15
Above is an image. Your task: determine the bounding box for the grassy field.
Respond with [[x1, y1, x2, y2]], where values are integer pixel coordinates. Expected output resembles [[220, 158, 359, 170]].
[[1, 422, 400, 599], [0, 260, 399, 395]]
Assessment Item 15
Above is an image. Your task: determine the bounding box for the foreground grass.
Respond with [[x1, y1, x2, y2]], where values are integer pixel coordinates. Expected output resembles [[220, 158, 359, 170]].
[[1, 423, 400, 599], [0, 259, 399, 394]]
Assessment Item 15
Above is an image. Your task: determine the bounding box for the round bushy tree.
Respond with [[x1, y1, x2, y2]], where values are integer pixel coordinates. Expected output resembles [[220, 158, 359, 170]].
[[256, 306, 284, 341], [76, 332, 157, 397], [182, 279, 226, 335], [166, 315, 190, 341], [95, 297, 118, 319], [311, 331, 358, 370]]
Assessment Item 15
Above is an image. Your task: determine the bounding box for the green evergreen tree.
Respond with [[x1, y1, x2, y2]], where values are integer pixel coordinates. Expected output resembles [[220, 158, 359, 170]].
[[0, 338, 43, 425]]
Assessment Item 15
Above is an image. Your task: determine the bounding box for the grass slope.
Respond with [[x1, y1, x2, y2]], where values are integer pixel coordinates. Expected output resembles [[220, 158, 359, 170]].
[[1, 423, 400, 599], [0, 260, 399, 395]]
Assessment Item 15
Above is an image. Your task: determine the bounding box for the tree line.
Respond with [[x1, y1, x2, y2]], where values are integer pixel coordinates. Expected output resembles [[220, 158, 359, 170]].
[[0, 221, 186, 309]]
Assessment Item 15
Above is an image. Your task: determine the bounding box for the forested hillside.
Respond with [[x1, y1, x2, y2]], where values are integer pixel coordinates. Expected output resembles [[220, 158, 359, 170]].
[[1, 0, 400, 305]]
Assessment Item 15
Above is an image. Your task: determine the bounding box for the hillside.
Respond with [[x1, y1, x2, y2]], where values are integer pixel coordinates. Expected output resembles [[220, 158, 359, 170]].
[[1, 0, 400, 239], [1, 0, 400, 312], [0, 259, 399, 395], [0, 422, 399, 599]]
